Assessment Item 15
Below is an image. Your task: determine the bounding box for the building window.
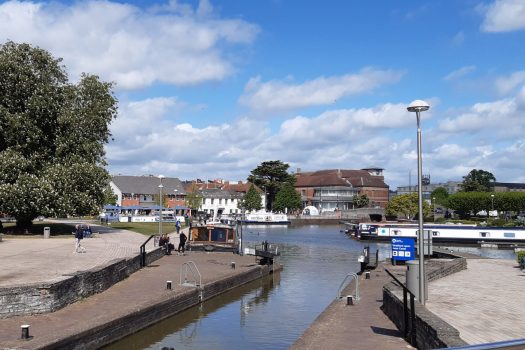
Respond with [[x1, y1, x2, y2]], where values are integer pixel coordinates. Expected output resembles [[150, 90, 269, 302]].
[[219, 198, 222, 204], [504, 232, 515, 238], [211, 198, 215, 204], [143, 195, 147, 201]]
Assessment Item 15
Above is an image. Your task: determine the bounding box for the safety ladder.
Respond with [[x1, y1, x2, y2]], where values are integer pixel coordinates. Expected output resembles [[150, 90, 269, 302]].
[[179, 261, 202, 288]]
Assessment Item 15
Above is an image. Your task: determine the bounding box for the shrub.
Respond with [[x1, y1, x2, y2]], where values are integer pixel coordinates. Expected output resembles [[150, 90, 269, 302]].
[[516, 250, 525, 265]]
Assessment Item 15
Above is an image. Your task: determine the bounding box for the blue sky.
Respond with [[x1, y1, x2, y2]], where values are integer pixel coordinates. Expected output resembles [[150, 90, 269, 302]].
[[1, 0, 525, 188]]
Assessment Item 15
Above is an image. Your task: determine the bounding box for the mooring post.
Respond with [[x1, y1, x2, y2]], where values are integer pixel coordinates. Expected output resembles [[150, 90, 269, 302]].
[[346, 295, 353, 305], [21, 325, 30, 339], [365, 271, 371, 279], [231, 262, 236, 269], [166, 281, 172, 290]]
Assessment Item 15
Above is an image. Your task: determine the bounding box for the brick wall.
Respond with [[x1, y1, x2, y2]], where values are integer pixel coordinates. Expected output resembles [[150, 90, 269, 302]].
[[0, 247, 166, 318]]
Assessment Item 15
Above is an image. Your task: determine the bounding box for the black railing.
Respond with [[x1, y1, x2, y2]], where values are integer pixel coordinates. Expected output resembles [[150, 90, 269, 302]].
[[385, 268, 417, 347], [140, 235, 158, 268]]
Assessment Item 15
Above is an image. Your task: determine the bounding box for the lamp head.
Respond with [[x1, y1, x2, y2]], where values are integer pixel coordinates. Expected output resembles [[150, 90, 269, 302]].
[[407, 100, 430, 112]]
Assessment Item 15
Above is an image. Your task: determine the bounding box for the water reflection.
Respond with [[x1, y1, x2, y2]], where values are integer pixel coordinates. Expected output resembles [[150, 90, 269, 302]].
[[104, 225, 514, 349]]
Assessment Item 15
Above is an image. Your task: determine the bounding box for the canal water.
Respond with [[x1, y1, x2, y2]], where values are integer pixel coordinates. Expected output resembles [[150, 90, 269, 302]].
[[103, 225, 515, 350]]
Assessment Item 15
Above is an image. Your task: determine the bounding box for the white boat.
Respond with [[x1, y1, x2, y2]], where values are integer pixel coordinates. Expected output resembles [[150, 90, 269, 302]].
[[241, 212, 290, 225], [354, 222, 525, 244]]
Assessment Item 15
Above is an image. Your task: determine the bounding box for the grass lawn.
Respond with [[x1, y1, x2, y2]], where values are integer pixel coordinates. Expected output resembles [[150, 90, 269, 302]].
[[107, 222, 176, 236], [1, 221, 76, 236]]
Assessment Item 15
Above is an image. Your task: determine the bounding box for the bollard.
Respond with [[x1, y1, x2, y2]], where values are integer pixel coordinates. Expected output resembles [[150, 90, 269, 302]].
[[365, 271, 371, 279], [21, 325, 30, 339], [231, 262, 236, 269], [346, 295, 353, 306], [166, 281, 172, 290]]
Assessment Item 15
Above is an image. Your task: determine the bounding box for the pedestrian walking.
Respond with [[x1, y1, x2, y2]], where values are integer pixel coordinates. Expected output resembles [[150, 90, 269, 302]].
[[74, 224, 85, 253], [178, 232, 187, 254], [176, 219, 181, 234]]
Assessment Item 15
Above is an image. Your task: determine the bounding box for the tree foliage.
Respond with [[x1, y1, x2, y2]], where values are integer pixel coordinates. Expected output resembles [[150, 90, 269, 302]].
[[461, 169, 496, 192], [447, 192, 525, 215], [0, 41, 117, 229], [352, 194, 369, 208], [273, 181, 302, 213], [385, 193, 430, 219], [247, 160, 295, 211], [185, 183, 203, 212], [241, 184, 262, 212], [430, 187, 449, 206]]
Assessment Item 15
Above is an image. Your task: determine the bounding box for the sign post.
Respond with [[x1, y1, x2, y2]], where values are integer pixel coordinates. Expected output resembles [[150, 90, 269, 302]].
[[391, 237, 415, 263]]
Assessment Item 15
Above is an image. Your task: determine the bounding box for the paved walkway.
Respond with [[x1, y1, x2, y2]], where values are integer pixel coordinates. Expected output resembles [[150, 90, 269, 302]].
[[291, 264, 415, 350], [0, 221, 181, 287], [426, 258, 525, 345], [0, 245, 259, 349]]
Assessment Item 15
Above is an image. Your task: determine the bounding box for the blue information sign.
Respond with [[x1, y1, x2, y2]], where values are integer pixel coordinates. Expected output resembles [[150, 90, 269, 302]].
[[391, 237, 415, 262]]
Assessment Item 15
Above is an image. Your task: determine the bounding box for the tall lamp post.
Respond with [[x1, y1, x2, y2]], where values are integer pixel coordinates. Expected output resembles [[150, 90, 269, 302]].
[[433, 197, 436, 222], [407, 99, 430, 305], [491, 194, 495, 219], [158, 175, 165, 237]]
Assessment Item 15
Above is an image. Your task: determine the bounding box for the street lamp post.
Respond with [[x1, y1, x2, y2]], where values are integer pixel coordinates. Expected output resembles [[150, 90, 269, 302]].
[[407, 99, 430, 305], [158, 175, 165, 237], [433, 197, 436, 222], [491, 194, 495, 219]]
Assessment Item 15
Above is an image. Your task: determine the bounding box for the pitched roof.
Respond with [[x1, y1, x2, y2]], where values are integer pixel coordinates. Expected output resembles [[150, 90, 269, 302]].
[[111, 175, 186, 195], [295, 169, 388, 188], [199, 188, 244, 199]]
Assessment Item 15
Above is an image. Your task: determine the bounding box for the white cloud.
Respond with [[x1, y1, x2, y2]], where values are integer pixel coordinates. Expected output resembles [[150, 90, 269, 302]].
[[238, 68, 404, 112], [437, 98, 521, 135], [443, 66, 476, 81], [495, 70, 525, 95], [480, 0, 525, 32], [0, 0, 259, 89]]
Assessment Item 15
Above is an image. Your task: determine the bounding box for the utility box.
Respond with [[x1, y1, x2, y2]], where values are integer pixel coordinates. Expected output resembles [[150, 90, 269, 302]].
[[406, 260, 419, 299], [406, 260, 428, 301], [43, 227, 50, 239]]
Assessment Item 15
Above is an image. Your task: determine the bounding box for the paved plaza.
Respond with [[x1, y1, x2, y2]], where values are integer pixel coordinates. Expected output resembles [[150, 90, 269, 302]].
[[426, 258, 525, 345], [0, 221, 172, 287]]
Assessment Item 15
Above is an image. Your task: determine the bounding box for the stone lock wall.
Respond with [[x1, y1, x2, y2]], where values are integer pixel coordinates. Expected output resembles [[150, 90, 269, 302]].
[[0, 247, 166, 318], [382, 253, 469, 349]]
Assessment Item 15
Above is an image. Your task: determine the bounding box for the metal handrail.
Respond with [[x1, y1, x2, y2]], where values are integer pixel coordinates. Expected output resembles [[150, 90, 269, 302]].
[[385, 268, 417, 346], [139, 234, 158, 267], [443, 338, 525, 350], [337, 273, 359, 301], [180, 261, 202, 287]]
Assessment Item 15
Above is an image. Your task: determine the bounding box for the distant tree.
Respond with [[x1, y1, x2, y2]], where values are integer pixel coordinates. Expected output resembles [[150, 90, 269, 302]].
[[0, 41, 117, 230], [241, 184, 262, 212], [247, 160, 295, 211], [185, 183, 203, 214], [386, 193, 430, 220], [103, 186, 117, 205], [430, 187, 449, 206], [352, 194, 369, 208], [273, 182, 302, 213], [461, 169, 496, 192]]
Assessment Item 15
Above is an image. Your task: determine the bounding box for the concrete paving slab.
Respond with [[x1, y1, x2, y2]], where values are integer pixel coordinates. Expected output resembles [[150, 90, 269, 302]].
[[426, 258, 525, 345]]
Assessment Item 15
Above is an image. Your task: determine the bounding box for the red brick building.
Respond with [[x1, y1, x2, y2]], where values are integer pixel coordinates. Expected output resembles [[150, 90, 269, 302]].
[[294, 168, 389, 210]]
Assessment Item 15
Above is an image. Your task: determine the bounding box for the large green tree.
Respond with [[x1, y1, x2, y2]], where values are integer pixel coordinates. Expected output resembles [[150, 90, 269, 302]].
[[385, 193, 430, 220], [461, 169, 496, 192], [273, 181, 302, 213], [247, 160, 295, 211], [0, 41, 117, 230], [241, 184, 262, 212]]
